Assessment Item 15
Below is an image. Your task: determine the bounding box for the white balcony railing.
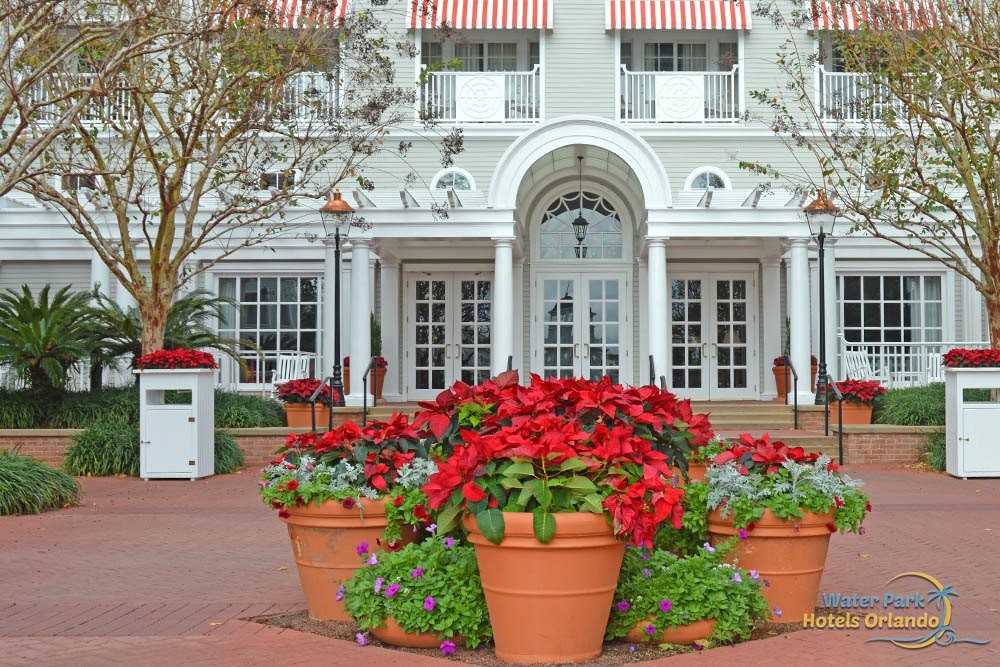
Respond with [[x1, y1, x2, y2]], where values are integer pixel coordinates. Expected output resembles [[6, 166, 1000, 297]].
[[839, 337, 990, 388], [816, 66, 906, 123], [418, 66, 541, 124], [278, 71, 340, 124], [27, 72, 132, 124], [620, 65, 741, 123]]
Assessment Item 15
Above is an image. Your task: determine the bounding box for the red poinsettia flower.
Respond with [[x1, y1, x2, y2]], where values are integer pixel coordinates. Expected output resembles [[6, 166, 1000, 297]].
[[826, 379, 886, 406], [943, 348, 1000, 368], [135, 349, 219, 370]]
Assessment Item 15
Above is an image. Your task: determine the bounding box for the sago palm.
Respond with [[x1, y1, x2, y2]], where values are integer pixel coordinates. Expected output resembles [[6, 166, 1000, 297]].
[[0, 284, 94, 392]]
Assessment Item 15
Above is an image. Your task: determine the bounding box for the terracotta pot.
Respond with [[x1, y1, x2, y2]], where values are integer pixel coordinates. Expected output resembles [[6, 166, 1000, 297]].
[[284, 403, 331, 429], [625, 617, 716, 645], [464, 512, 624, 664], [343, 367, 350, 395], [371, 366, 387, 398], [670, 463, 707, 486], [835, 401, 873, 424], [772, 364, 818, 400], [370, 617, 460, 648], [707, 508, 833, 623], [280, 497, 416, 621]]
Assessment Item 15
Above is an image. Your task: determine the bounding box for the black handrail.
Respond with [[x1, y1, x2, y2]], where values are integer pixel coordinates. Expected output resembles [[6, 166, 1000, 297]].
[[649, 355, 655, 386], [361, 356, 380, 426], [507, 355, 513, 372], [659, 375, 666, 390], [782, 355, 799, 429], [823, 373, 845, 464], [309, 376, 335, 433]]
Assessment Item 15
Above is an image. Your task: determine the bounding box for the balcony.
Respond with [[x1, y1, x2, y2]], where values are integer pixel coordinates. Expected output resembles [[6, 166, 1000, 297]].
[[816, 66, 906, 123], [418, 66, 541, 124], [619, 65, 741, 124], [277, 71, 340, 124], [28, 73, 131, 124]]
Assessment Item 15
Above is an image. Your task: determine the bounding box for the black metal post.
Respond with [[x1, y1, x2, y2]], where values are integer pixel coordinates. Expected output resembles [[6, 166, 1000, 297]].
[[330, 228, 346, 407], [814, 230, 828, 405]]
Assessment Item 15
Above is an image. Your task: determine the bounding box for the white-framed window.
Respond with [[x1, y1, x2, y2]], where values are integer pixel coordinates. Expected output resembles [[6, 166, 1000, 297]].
[[421, 40, 443, 66], [683, 167, 732, 190], [218, 275, 320, 383], [419, 32, 538, 73], [539, 191, 623, 260], [456, 42, 518, 72], [838, 274, 945, 344], [624, 37, 735, 72], [432, 167, 475, 191], [259, 170, 295, 191]]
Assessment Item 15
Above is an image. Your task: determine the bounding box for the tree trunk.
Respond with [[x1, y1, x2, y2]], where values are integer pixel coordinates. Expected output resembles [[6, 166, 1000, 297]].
[[987, 293, 1000, 349], [139, 288, 172, 355], [29, 363, 53, 393]]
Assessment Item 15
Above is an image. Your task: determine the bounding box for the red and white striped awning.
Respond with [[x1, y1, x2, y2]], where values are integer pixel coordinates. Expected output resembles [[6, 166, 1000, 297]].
[[812, 2, 939, 30], [407, 1, 553, 29], [605, 1, 752, 30], [230, 1, 352, 28]]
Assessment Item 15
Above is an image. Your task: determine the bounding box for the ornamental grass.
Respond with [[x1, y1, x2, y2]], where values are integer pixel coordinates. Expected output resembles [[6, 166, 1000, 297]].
[[0, 447, 81, 515]]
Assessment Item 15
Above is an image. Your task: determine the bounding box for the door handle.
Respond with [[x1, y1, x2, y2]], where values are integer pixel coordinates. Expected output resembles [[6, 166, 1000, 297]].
[[711, 343, 718, 358], [445, 343, 451, 359], [574, 343, 580, 358], [583, 343, 590, 359], [455, 345, 462, 361], [701, 342, 708, 358]]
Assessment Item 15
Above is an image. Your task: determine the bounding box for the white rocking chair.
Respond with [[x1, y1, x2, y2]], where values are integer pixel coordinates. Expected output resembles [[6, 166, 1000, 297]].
[[270, 354, 311, 397]]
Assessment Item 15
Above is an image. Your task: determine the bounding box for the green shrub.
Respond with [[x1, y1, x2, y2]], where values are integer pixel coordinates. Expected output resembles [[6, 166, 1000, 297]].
[[214, 430, 244, 474], [0, 389, 46, 428], [874, 384, 990, 426], [214, 390, 286, 428], [48, 386, 139, 429], [63, 422, 139, 476], [921, 431, 946, 472], [0, 447, 81, 515]]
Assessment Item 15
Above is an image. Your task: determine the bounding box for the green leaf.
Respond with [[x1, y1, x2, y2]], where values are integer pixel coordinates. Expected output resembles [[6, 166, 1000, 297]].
[[476, 508, 505, 545], [435, 503, 461, 535], [499, 476, 523, 489], [558, 457, 589, 472], [467, 497, 488, 515], [489, 482, 507, 508], [503, 461, 535, 477], [582, 493, 604, 514], [532, 509, 556, 543], [563, 476, 597, 491]]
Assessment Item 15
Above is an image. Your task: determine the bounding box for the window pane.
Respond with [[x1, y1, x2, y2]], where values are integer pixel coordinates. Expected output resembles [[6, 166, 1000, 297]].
[[677, 43, 707, 71]]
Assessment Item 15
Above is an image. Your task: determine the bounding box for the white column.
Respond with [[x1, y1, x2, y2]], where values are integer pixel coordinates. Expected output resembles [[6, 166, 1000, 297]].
[[822, 239, 839, 381], [647, 239, 669, 386], [322, 238, 337, 377], [347, 239, 371, 405], [761, 257, 782, 399], [379, 260, 402, 401], [492, 237, 514, 376], [89, 248, 110, 299], [638, 257, 649, 384], [788, 238, 813, 402]]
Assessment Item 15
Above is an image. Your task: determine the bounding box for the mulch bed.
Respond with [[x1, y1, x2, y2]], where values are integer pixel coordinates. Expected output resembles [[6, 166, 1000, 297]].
[[252, 612, 816, 665]]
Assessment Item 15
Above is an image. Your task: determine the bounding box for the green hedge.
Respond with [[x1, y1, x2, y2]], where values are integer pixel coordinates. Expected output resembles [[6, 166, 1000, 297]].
[[920, 432, 947, 472], [213, 430, 245, 474], [0, 389, 47, 428], [214, 390, 286, 428], [873, 384, 990, 426], [49, 386, 139, 429], [1, 447, 81, 515]]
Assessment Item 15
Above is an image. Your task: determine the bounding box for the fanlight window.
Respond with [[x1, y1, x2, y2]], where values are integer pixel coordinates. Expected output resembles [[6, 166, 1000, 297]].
[[690, 171, 726, 189], [434, 170, 472, 190], [540, 191, 623, 259]]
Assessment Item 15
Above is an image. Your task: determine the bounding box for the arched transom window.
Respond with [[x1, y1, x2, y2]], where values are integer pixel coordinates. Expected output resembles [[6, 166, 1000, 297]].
[[539, 191, 623, 259]]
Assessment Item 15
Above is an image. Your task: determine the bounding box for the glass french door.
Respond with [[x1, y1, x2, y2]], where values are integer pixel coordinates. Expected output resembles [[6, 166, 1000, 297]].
[[406, 273, 493, 399], [669, 273, 756, 399], [535, 272, 630, 385]]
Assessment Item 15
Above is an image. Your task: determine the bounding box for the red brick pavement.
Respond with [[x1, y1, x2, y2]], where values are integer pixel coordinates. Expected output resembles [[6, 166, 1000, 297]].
[[1, 466, 998, 666]]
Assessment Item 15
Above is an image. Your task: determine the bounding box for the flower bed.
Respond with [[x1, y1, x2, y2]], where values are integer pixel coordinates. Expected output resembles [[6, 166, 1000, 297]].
[[828, 379, 885, 406], [276, 378, 335, 406], [134, 349, 218, 369], [943, 348, 1000, 367]]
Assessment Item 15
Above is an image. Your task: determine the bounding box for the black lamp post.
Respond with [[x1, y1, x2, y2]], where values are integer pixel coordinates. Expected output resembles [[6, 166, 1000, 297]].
[[804, 190, 840, 405], [319, 189, 355, 407], [572, 156, 588, 256]]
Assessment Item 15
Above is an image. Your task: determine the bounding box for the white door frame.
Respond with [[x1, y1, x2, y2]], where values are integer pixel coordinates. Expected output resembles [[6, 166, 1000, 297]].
[[668, 270, 759, 399]]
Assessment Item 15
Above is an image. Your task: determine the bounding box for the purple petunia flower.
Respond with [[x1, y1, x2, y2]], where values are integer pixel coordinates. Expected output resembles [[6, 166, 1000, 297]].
[[639, 552, 651, 560], [444, 537, 455, 549], [738, 528, 748, 540], [440, 640, 456, 655], [411, 567, 424, 579], [426, 523, 437, 533], [763, 579, 771, 588], [646, 624, 656, 637], [374, 577, 384, 594], [703, 542, 716, 553], [424, 596, 436, 611], [616, 600, 630, 612], [642, 568, 652, 578], [357, 542, 369, 556], [366, 554, 378, 566], [356, 632, 369, 646], [694, 644, 703, 651], [774, 606, 783, 618], [336, 585, 345, 602], [749, 570, 760, 580], [629, 645, 638, 652], [733, 572, 742, 584], [659, 599, 672, 612], [385, 583, 400, 598]]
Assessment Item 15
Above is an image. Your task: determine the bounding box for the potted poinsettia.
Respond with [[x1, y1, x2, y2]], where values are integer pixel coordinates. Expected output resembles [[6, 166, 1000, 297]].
[[276, 378, 335, 428], [344, 536, 492, 651], [418, 375, 700, 664], [698, 434, 870, 623], [828, 379, 885, 424], [772, 354, 817, 400], [606, 540, 772, 646], [259, 414, 435, 621]]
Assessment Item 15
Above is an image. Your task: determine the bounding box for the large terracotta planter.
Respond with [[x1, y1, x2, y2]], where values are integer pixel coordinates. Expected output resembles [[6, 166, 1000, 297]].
[[464, 512, 624, 664], [283, 403, 331, 429], [371, 366, 386, 398], [835, 401, 873, 424], [281, 498, 415, 621], [370, 617, 459, 648], [773, 364, 818, 400], [707, 508, 833, 623], [670, 463, 707, 486], [625, 617, 716, 645]]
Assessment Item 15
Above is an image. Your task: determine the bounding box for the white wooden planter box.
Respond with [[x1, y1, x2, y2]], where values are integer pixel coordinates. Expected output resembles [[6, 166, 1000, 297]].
[[136, 369, 215, 480], [945, 367, 1000, 478]]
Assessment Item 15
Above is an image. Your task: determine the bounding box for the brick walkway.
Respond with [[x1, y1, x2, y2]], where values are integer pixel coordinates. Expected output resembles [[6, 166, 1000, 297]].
[[1, 466, 998, 665]]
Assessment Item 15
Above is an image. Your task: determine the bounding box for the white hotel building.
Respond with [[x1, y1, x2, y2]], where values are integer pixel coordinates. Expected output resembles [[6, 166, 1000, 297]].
[[0, 1, 986, 404]]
